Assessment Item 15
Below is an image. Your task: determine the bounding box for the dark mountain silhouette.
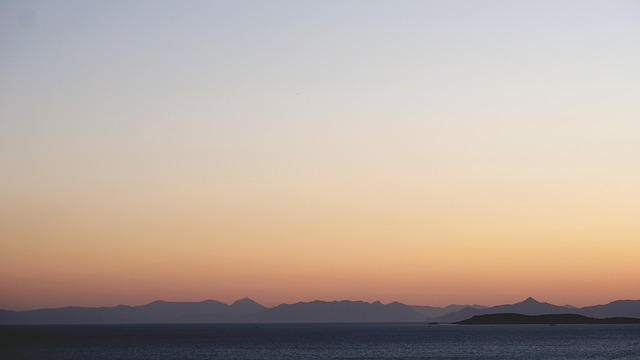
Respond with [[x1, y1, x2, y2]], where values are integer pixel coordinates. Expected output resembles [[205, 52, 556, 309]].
[[0, 299, 423, 324], [579, 300, 640, 319], [241, 300, 425, 323], [430, 297, 580, 323], [429, 297, 640, 323], [229, 297, 267, 317], [455, 313, 640, 325], [411, 304, 486, 318], [0, 298, 265, 325], [1, 297, 638, 325]]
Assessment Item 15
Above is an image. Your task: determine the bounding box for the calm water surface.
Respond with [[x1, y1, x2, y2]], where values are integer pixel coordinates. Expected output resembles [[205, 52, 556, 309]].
[[1, 323, 639, 359]]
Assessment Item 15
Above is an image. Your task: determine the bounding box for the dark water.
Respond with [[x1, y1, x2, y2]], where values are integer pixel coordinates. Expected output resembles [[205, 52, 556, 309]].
[[2, 323, 640, 359]]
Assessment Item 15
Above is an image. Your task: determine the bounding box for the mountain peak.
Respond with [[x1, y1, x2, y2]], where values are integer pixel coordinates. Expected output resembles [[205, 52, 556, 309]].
[[522, 297, 540, 303], [231, 297, 259, 306]]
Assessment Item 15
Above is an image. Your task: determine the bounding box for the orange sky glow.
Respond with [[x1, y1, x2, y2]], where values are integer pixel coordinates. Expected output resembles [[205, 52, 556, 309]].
[[1, 1, 639, 311]]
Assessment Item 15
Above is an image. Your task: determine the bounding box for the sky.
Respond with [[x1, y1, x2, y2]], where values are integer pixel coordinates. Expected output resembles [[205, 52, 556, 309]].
[[1, 0, 639, 311]]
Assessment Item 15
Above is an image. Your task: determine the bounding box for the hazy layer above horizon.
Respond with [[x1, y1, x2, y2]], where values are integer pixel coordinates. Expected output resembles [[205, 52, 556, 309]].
[[1, 0, 639, 310]]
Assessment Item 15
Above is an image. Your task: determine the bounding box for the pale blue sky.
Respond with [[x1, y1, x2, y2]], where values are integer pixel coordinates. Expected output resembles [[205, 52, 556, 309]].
[[2, 1, 639, 196], [2, 1, 639, 139]]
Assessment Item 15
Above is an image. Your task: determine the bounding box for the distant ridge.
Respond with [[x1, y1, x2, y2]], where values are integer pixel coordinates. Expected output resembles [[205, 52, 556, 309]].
[[455, 313, 640, 325], [243, 300, 425, 323], [428, 297, 640, 323], [1, 297, 638, 325], [580, 300, 640, 319], [0, 299, 424, 324], [429, 297, 578, 323], [0, 299, 266, 325]]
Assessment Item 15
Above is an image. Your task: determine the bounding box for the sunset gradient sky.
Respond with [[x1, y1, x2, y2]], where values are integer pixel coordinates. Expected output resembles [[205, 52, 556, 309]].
[[1, 0, 639, 311]]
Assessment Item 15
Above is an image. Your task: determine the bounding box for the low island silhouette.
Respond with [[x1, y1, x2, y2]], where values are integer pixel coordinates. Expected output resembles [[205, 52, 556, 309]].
[[455, 313, 640, 325]]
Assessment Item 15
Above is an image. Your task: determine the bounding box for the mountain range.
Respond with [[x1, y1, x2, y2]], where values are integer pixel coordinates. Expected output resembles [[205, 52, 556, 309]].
[[428, 297, 640, 323], [0, 297, 266, 325], [0, 297, 638, 325]]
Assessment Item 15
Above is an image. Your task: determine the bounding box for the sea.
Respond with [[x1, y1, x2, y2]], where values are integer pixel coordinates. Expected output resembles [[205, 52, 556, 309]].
[[1, 323, 639, 359]]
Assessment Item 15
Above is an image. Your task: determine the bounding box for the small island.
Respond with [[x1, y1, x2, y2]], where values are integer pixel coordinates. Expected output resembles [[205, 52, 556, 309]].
[[455, 313, 640, 325]]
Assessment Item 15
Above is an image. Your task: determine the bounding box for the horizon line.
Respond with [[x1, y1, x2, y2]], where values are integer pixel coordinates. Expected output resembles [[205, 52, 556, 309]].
[[4, 296, 639, 313]]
